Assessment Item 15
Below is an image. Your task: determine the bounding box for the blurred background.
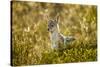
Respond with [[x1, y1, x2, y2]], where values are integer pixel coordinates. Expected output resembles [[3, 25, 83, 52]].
[[11, 1, 97, 66]]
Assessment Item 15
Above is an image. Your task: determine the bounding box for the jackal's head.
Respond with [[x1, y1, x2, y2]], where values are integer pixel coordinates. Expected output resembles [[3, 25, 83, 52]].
[[48, 16, 59, 33], [48, 19, 59, 33]]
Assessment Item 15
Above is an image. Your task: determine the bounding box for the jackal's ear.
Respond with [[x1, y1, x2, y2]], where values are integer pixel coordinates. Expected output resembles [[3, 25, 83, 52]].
[[55, 13, 60, 23], [44, 14, 49, 24]]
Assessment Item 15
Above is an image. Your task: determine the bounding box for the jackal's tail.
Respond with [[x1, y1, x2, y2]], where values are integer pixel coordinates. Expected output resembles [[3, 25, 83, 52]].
[[64, 36, 75, 45]]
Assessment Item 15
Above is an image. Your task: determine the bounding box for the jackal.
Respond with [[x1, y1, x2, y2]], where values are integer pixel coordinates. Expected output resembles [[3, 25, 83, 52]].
[[47, 15, 75, 50]]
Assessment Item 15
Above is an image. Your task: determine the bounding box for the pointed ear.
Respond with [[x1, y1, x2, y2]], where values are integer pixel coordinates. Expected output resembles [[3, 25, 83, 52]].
[[55, 13, 60, 23], [44, 14, 49, 24]]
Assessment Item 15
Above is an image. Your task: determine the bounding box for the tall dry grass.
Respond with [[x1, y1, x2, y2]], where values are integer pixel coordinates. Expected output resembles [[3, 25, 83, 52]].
[[11, 1, 97, 66]]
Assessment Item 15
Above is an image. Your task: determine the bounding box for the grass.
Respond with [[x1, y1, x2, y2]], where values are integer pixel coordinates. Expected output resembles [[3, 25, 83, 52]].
[[11, 1, 97, 66]]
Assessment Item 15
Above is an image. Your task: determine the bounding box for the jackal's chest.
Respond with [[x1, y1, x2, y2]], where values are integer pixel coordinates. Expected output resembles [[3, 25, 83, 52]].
[[50, 32, 64, 44], [51, 32, 58, 42]]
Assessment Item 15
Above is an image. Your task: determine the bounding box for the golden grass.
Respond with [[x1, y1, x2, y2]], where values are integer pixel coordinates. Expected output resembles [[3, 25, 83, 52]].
[[11, 1, 97, 66]]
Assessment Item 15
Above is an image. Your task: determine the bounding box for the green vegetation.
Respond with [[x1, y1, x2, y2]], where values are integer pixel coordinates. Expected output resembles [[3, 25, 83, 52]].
[[11, 1, 97, 66]]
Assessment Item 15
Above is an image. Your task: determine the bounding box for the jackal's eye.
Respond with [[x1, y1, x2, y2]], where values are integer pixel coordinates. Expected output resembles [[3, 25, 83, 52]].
[[51, 24, 54, 27]]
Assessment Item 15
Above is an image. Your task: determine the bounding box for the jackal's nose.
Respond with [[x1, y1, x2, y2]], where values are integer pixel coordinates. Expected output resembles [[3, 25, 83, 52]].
[[48, 28, 49, 31]]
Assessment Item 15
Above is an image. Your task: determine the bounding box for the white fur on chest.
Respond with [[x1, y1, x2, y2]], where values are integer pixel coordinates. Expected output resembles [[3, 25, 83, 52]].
[[51, 31, 58, 42], [50, 31, 59, 49]]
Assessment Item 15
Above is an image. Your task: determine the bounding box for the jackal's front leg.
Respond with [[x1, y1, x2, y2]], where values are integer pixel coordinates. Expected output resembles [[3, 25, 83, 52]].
[[51, 41, 58, 50]]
